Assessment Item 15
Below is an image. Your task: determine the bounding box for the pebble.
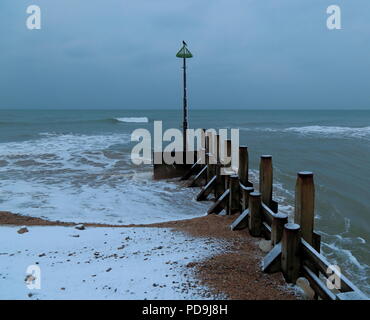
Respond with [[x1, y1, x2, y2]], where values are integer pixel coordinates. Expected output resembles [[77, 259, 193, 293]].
[[17, 226, 29, 234]]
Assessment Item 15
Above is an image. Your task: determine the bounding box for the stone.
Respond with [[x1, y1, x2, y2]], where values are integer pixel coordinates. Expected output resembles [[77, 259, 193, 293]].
[[259, 239, 272, 253], [17, 226, 29, 234], [75, 224, 85, 230], [296, 277, 315, 300]]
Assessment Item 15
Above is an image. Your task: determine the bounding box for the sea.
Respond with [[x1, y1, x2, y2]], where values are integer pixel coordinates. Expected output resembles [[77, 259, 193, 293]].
[[0, 109, 369, 295]]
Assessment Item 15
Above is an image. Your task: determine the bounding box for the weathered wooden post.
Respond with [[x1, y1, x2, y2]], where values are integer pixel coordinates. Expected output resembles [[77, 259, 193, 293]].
[[221, 139, 232, 172], [205, 132, 215, 183], [192, 128, 205, 165], [214, 162, 225, 199], [271, 213, 289, 246], [207, 163, 216, 185], [215, 134, 220, 163], [259, 155, 273, 207], [226, 139, 231, 162], [228, 174, 240, 215], [224, 174, 230, 213], [281, 223, 301, 283], [238, 146, 249, 186], [205, 132, 210, 156], [294, 171, 315, 246], [248, 192, 262, 236], [210, 133, 218, 165], [205, 150, 210, 184], [241, 186, 254, 211]]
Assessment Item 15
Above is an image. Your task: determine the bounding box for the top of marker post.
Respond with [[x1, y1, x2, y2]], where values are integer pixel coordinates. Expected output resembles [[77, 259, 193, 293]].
[[176, 42, 193, 58]]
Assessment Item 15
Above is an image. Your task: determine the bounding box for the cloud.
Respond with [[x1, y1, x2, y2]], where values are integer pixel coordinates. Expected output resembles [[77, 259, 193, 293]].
[[0, 0, 369, 109]]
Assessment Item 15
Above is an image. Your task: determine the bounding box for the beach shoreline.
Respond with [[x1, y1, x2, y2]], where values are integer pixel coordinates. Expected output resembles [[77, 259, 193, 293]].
[[0, 211, 301, 300]]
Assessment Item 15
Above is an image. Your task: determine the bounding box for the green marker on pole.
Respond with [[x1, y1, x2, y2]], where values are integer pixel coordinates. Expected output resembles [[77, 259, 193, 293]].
[[176, 41, 193, 154]]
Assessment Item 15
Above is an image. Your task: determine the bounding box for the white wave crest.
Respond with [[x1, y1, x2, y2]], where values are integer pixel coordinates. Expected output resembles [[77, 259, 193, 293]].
[[115, 117, 149, 123], [0, 133, 131, 173], [0, 133, 130, 157], [284, 126, 370, 139]]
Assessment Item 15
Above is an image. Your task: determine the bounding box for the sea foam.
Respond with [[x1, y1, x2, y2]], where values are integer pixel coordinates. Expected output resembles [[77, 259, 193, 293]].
[[240, 125, 370, 139], [115, 117, 149, 123], [284, 126, 370, 139], [0, 132, 208, 225]]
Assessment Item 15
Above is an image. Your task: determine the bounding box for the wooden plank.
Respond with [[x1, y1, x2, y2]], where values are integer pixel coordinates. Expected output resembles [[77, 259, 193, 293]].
[[336, 291, 367, 300], [301, 239, 363, 294], [207, 189, 230, 215], [262, 221, 272, 240], [261, 202, 276, 226], [239, 184, 254, 211], [196, 175, 217, 201], [230, 209, 249, 230], [187, 165, 207, 187], [301, 265, 337, 300], [240, 183, 254, 192], [262, 243, 282, 273], [180, 158, 202, 180], [207, 163, 216, 184]]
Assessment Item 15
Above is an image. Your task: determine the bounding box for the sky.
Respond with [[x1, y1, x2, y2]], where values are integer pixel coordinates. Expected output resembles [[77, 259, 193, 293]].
[[0, 0, 369, 110]]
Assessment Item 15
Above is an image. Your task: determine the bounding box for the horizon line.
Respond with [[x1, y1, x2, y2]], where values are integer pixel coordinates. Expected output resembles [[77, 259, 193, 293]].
[[0, 108, 369, 111]]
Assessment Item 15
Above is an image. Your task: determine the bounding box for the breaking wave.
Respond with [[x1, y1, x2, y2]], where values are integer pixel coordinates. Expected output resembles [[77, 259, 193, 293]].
[[284, 126, 370, 139], [114, 117, 149, 123], [240, 126, 370, 139]]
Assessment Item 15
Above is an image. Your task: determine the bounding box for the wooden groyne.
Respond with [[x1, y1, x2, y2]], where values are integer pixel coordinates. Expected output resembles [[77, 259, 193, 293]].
[[176, 131, 367, 300]]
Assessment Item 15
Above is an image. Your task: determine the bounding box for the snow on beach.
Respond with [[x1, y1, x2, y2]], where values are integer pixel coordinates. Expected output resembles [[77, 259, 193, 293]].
[[0, 225, 227, 300]]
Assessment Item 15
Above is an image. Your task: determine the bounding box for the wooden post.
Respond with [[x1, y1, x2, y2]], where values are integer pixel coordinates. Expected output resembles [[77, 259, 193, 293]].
[[271, 213, 288, 246], [241, 186, 254, 211], [249, 192, 262, 236], [201, 128, 206, 148], [206, 132, 217, 165], [260, 155, 273, 207], [228, 174, 240, 215], [198, 128, 207, 158], [281, 223, 301, 283], [238, 146, 249, 186], [197, 128, 206, 164], [214, 162, 225, 199], [207, 163, 216, 184], [205, 133, 210, 156], [205, 151, 210, 184], [224, 174, 230, 214], [226, 139, 231, 161], [215, 134, 220, 163], [222, 139, 232, 171], [294, 171, 315, 246]]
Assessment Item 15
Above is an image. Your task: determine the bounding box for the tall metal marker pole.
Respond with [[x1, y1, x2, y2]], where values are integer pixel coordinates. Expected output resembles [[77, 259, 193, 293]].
[[176, 41, 193, 154]]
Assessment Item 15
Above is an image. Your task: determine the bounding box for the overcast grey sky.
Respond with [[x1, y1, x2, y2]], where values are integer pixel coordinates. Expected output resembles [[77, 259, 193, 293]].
[[0, 0, 369, 109]]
